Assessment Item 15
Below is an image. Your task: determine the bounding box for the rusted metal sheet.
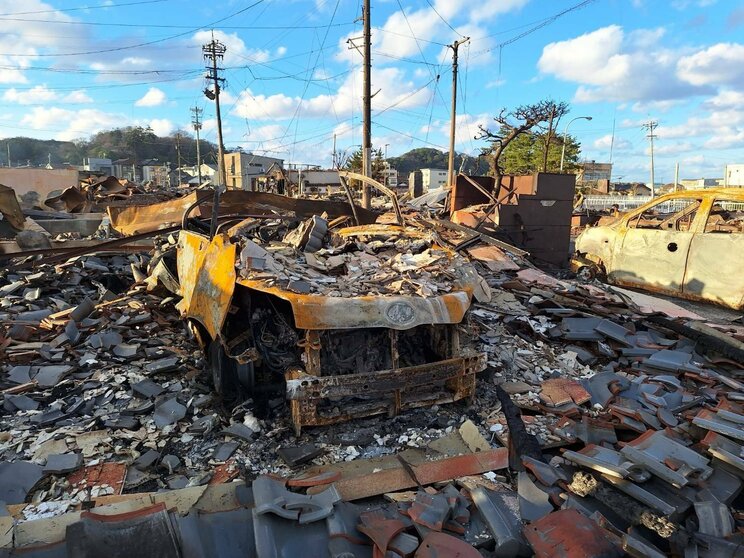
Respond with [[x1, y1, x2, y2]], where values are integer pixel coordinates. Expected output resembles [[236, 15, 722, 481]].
[[286, 352, 485, 432], [286, 356, 484, 399], [108, 189, 376, 235], [0, 184, 25, 230], [574, 188, 744, 309], [337, 170, 403, 225], [236, 224, 480, 331], [523, 509, 622, 558], [175, 231, 236, 340], [315, 447, 508, 501], [237, 282, 473, 331]]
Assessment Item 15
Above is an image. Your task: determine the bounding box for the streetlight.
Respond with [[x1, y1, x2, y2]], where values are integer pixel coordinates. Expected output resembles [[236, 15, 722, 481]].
[[560, 116, 592, 172], [384, 143, 390, 187]]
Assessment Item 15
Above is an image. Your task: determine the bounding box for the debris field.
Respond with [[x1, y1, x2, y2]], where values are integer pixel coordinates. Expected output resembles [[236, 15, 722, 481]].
[[1, 187, 744, 557]]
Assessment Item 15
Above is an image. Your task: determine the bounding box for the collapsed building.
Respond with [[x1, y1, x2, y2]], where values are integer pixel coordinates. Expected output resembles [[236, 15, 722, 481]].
[[0, 175, 743, 556]]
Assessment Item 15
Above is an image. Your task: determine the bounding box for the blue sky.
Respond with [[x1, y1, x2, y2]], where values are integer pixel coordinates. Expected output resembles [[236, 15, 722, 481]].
[[0, 0, 742, 182]]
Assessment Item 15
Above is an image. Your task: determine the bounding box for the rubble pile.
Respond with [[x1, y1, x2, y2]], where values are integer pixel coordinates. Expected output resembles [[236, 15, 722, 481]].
[[1, 210, 743, 556], [0, 250, 264, 502], [235, 217, 474, 297], [46, 175, 177, 214]]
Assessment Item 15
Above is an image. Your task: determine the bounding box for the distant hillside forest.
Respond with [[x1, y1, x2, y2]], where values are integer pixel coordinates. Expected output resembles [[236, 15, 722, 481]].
[[387, 148, 489, 177], [3, 128, 492, 179], [2, 126, 219, 168]]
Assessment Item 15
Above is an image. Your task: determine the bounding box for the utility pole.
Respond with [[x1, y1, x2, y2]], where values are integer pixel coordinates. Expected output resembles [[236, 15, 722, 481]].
[[175, 132, 182, 188], [332, 133, 337, 169], [447, 37, 469, 189], [543, 106, 557, 172], [674, 161, 679, 192], [642, 120, 658, 197], [203, 35, 227, 239], [6, 142, 10, 167], [191, 106, 203, 185], [361, 0, 372, 209]]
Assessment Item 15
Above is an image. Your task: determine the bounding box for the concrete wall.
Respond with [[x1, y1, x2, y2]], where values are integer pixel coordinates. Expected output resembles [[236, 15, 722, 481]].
[[0, 168, 79, 207]]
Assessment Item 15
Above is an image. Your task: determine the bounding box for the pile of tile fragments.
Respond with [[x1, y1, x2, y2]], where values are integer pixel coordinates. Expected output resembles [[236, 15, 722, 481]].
[[1, 217, 743, 556], [235, 216, 473, 297]]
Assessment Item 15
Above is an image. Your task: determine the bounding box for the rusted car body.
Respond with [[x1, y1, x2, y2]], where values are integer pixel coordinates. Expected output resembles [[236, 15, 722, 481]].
[[572, 189, 744, 309], [176, 223, 486, 433], [124, 183, 487, 434]]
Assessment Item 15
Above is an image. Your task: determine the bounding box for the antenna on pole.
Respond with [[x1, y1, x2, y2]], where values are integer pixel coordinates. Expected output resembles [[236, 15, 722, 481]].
[[191, 106, 203, 186], [642, 120, 658, 197], [202, 34, 227, 239]]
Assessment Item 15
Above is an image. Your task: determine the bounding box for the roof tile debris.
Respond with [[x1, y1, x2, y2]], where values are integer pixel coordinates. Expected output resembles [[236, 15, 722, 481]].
[[2, 185, 744, 556]]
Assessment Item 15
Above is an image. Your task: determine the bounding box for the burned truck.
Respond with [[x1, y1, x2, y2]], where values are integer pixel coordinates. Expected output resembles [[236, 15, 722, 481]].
[[114, 182, 486, 434]]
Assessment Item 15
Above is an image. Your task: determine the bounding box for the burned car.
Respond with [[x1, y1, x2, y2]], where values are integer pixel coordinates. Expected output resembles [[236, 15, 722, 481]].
[[126, 184, 487, 434], [572, 189, 744, 309]]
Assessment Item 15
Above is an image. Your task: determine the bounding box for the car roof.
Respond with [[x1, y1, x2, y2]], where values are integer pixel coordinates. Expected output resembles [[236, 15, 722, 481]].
[[658, 188, 744, 200]]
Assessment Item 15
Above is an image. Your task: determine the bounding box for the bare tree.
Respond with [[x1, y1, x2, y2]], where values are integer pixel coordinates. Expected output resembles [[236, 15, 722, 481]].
[[477, 99, 570, 195]]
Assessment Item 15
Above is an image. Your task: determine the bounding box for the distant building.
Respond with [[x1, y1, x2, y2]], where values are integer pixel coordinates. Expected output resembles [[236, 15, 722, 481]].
[[180, 163, 216, 185], [420, 168, 448, 191], [286, 169, 342, 196], [224, 151, 284, 191], [112, 158, 137, 182], [380, 163, 398, 188], [83, 157, 113, 175], [611, 182, 651, 196], [577, 162, 612, 186], [679, 178, 722, 190], [141, 159, 170, 188], [724, 164, 744, 187]]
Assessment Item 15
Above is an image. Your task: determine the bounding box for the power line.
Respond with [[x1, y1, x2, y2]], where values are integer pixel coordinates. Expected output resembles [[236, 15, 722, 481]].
[[0, 73, 202, 92], [372, 27, 448, 47], [0, 15, 354, 30], [423, 0, 463, 37], [0, 0, 268, 58], [471, 0, 597, 58], [0, 0, 168, 17]]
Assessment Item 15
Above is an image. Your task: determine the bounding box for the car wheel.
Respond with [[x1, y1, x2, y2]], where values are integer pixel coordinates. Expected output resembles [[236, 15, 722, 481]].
[[236, 360, 255, 394], [207, 339, 234, 396]]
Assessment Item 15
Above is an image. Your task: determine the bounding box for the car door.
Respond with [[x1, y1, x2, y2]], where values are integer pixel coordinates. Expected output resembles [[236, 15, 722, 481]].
[[684, 196, 744, 309], [610, 197, 702, 294]]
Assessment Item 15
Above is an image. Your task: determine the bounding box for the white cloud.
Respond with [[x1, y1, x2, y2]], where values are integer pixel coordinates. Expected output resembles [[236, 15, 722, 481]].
[[62, 90, 93, 104], [0, 0, 85, 84], [3, 85, 96, 105], [3, 85, 57, 104], [432, 112, 490, 151], [652, 141, 694, 155], [704, 89, 744, 108], [677, 43, 744, 86], [631, 99, 685, 113], [148, 118, 174, 136], [135, 87, 167, 107], [20, 106, 126, 141], [538, 25, 713, 103], [703, 130, 744, 149], [593, 135, 632, 151], [232, 66, 430, 121], [338, 0, 525, 66]]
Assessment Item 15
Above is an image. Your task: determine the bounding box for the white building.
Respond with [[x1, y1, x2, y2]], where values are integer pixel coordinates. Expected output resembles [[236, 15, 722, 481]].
[[83, 157, 113, 175], [679, 178, 722, 190], [420, 168, 448, 191], [286, 169, 342, 196], [725, 164, 744, 187], [380, 163, 398, 188]]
